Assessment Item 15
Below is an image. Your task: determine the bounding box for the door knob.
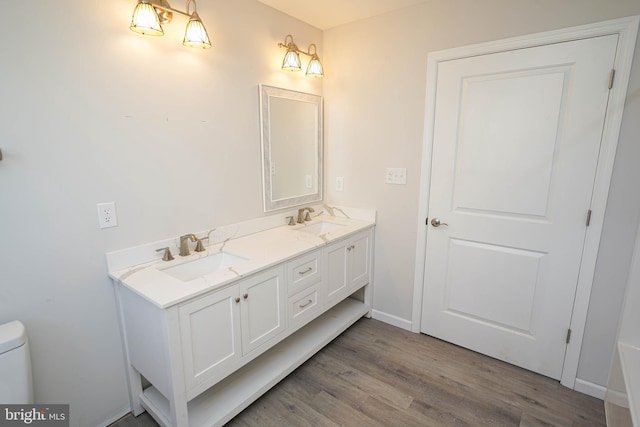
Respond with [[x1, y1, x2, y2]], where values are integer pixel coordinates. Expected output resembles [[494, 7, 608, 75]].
[[431, 218, 448, 227]]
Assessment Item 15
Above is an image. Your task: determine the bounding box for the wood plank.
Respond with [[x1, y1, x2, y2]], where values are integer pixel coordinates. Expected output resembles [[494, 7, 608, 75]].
[[321, 320, 604, 426], [111, 318, 606, 427], [228, 387, 338, 427]]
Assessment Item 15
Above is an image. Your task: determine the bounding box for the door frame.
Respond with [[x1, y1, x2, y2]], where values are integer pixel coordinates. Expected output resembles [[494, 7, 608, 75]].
[[412, 16, 639, 389]]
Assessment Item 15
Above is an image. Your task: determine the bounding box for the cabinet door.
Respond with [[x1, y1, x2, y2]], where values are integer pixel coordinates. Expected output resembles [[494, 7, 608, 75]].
[[348, 232, 370, 290], [325, 241, 348, 301], [179, 285, 241, 392], [239, 266, 286, 355]]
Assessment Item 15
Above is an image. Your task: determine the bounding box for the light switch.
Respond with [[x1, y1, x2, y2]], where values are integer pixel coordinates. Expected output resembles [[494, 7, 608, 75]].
[[385, 168, 407, 185], [336, 176, 344, 192]]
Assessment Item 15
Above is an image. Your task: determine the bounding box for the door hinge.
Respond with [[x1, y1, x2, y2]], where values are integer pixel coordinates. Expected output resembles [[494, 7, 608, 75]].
[[566, 328, 572, 344], [586, 209, 592, 227], [425, 217, 429, 226], [609, 69, 616, 90]]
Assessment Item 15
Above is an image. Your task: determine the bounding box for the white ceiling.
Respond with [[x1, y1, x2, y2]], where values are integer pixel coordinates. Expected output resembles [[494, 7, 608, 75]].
[[257, 0, 428, 30]]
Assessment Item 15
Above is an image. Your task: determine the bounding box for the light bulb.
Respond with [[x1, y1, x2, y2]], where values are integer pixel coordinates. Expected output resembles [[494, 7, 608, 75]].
[[183, 12, 211, 48], [306, 55, 324, 77], [282, 50, 301, 71], [130, 0, 163, 36]]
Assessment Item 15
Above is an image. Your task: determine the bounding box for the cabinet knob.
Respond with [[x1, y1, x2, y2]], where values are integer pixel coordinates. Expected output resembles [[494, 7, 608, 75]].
[[234, 297, 240, 303], [243, 293, 249, 299]]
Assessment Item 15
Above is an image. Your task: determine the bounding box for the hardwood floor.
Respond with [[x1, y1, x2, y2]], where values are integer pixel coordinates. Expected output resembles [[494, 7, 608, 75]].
[[111, 318, 606, 427]]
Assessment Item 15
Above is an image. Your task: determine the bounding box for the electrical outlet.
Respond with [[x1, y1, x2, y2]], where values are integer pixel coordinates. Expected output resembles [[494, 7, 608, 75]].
[[97, 202, 118, 229], [336, 176, 344, 192], [305, 174, 313, 189], [385, 168, 407, 185]]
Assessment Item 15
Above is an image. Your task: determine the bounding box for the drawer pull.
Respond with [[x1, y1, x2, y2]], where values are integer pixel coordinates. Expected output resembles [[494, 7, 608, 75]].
[[243, 293, 249, 299], [299, 299, 313, 308], [234, 297, 240, 303], [298, 267, 313, 275]]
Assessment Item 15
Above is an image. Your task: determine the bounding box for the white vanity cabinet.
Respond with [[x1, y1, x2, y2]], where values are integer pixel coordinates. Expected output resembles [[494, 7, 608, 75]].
[[286, 249, 323, 330], [178, 285, 241, 397], [113, 224, 374, 427], [179, 266, 286, 397], [325, 231, 371, 304], [237, 267, 286, 355]]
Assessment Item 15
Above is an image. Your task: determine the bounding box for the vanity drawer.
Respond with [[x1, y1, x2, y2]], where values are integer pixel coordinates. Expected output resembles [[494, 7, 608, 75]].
[[288, 286, 320, 330], [286, 250, 322, 296]]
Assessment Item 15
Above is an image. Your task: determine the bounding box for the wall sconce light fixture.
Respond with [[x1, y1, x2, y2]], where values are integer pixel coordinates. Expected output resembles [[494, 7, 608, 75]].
[[130, 0, 211, 49], [278, 35, 324, 78]]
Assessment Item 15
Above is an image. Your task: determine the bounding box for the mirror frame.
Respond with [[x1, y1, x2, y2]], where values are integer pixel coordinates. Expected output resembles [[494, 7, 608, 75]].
[[259, 84, 323, 212]]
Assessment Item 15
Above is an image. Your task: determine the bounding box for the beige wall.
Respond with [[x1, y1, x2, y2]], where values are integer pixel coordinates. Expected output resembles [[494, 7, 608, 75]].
[[0, 1, 321, 425], [323, 0, 640, 388]]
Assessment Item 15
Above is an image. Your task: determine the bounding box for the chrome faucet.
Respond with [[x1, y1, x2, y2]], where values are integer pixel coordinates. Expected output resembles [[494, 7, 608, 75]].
[[179, 234, 202, 257], [297, 207, 315, 223]]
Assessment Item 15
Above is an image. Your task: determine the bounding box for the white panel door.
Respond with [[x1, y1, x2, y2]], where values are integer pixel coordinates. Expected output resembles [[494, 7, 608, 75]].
[[421, 34, 618, 379]]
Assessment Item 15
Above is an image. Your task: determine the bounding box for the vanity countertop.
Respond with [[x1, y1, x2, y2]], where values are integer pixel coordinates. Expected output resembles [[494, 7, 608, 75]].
[[109, 216, 374, 309]]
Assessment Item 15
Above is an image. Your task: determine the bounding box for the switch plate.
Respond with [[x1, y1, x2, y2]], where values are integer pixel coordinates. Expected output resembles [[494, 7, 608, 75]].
[[386, 168, 407, 185], [305, 174, 313, 189], [336, 176, 344, 192], [97, 202, 118, 229]]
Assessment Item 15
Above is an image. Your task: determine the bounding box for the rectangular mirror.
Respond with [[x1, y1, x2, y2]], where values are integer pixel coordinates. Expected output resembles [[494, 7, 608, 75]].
[[260, 85, 323, 212]]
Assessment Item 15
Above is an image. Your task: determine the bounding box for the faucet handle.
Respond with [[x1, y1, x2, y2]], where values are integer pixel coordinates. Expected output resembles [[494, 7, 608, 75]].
[[194, 237, 206, 252], [286, 216, 296, 226], [155, 247, 175, 261], [304, 211, 312, 221]]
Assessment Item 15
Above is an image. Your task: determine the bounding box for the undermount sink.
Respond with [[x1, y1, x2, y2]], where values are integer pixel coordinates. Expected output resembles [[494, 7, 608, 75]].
[[297, 220, 345, 236], [159, 252, 248, 282]]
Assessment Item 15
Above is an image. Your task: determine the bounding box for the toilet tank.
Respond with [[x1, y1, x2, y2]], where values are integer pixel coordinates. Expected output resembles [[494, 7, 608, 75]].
[[0, 321, 34, 404]]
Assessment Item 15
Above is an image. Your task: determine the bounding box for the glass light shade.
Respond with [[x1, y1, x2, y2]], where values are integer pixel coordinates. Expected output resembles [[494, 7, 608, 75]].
[[183, 12, 211, 48], [282, 50, 301, 71], [306, 55, 324, 77], [130, 1, 164, 36]]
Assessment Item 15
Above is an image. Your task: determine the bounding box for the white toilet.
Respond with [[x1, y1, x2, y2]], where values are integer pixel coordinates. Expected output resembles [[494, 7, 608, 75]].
[[0, 321, 34, 404]]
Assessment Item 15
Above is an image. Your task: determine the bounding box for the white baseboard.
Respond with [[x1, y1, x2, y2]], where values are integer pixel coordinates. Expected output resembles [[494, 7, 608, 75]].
[[606, 389, 630, 408], [371, 310, 413, 331], [574, 378, 607, 400]]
